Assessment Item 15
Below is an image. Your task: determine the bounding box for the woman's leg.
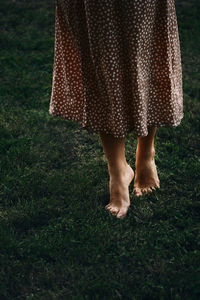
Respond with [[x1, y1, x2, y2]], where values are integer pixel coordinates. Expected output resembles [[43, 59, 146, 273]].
[[134, 126, 160, 196], [99, 132, 134, 218]]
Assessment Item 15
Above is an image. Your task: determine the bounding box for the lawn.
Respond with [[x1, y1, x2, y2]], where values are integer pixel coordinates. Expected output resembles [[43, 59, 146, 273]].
[[0, 0, 200, 299]]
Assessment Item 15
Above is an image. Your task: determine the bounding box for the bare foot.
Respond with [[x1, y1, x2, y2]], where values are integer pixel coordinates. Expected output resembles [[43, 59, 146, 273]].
[[134, 149, 160, 196], [105, 164, 134, 219]]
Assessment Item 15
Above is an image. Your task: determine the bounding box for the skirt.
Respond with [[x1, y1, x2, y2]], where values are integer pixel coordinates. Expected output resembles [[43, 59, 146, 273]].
[[49, 0, 184, 138]]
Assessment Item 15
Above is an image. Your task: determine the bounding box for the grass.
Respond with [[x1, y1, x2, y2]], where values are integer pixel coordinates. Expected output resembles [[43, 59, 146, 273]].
[[0, 0, 200, 299]]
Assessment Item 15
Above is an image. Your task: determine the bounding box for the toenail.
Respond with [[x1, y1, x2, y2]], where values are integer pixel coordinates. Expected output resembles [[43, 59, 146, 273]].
[[117, 214, 125, 219], [110, 208, 119, 214]]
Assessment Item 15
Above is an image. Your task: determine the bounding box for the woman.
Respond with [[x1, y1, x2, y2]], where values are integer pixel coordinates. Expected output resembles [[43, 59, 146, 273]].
[[49, 0, 184, 219]]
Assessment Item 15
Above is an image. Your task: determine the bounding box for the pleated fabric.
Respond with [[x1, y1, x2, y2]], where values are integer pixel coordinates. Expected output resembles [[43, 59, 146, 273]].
[[49, 0, 184, 138]]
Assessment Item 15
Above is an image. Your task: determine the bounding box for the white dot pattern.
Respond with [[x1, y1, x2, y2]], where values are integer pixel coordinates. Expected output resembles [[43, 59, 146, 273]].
[[49, 0, 184, 138]]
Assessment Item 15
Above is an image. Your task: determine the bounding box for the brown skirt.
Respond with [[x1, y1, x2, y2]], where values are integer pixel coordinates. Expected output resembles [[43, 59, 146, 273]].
[[49, 0, 184, 138]]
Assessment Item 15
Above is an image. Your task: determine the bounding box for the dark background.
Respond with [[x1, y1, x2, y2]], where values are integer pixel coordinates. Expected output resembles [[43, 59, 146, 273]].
[[0, 1, 200, 299]]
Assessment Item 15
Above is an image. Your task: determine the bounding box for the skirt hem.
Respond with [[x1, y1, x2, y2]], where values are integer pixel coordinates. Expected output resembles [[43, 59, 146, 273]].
[[49, 108, 184, 138]]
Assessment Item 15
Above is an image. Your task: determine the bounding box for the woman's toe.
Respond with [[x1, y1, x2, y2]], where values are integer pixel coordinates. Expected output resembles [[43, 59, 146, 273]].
[[111, 207, 119, 215], [146, 187, 153, 193], [134, 187, 142, 196], [117, 212, 126, 219], [106, 205, 119, 216], [105, 204, 111, 210], [141, 187, 148, 194], [116, 208, 128, 219], [156, 181, 160, 188]]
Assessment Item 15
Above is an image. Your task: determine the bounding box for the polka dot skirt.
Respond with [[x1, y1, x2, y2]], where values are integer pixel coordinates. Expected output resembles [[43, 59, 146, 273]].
[[49, 0, 184, 138]]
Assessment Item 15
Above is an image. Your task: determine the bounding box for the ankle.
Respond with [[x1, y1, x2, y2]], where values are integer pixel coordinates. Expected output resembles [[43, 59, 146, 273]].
[[136, 147, 155, 160], [108, 162, 128, 178]]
